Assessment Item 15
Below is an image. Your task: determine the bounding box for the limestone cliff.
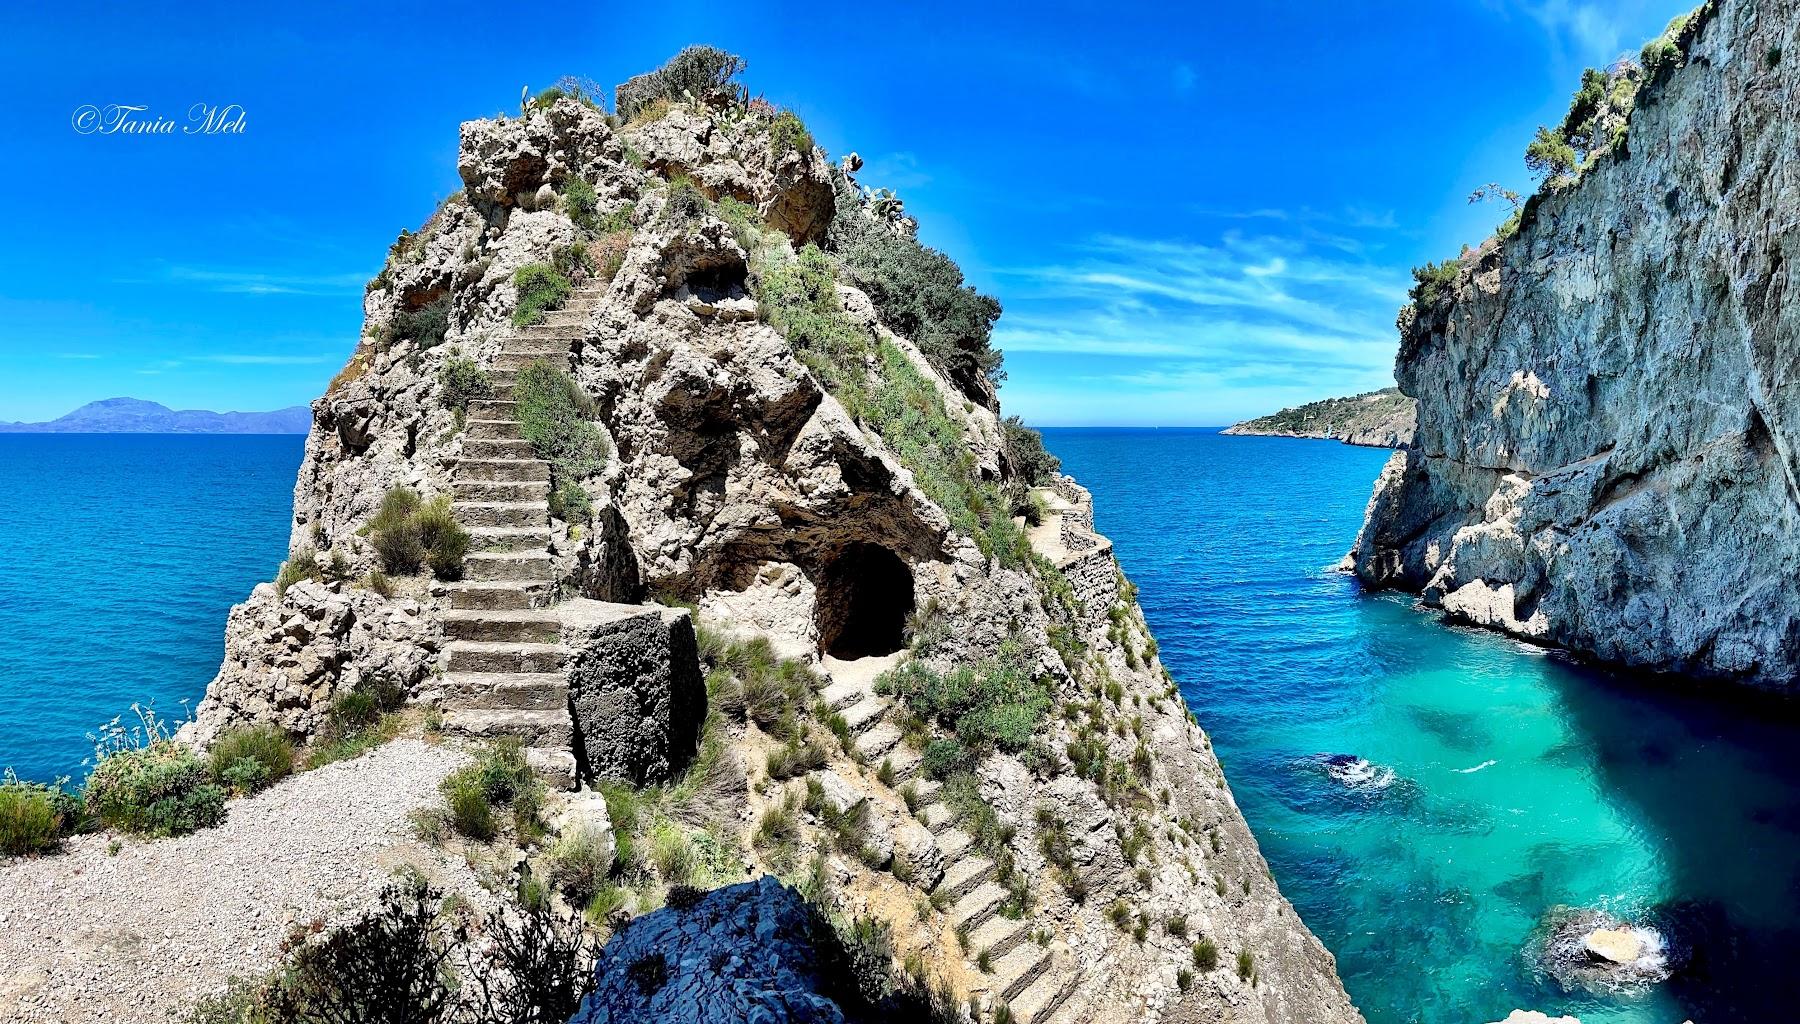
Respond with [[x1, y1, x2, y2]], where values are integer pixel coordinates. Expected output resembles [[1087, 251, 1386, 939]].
[[189, 54, 1360, 1024], [1224, 389, 1414, 448], [1352, 0, 1800, 689]]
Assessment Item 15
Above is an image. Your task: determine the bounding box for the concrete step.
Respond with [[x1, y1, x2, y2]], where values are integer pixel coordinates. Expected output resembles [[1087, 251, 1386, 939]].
[[938, 828, 975, 863], [445, 641, 565, 674], [950, 881, 1008, 933], [465, 551, 554, 582], [455, 458, 549, 483], [463, 437, 537, 460], [454, 479, 548, 503], [489, 350, 565, 370], [920, 801, 955, 834], [442, 708, 572, 748], [444, 609, 561, 644], [468, 526, 551, 553], [993, 943, 1052, 1002], [853, 722, 901, 762], [819, 677, 868, 712], [841, 695, 889, 736], [468, 399, 518, 420], [488, 370, 520, 389], [465, 418, 522, 440], [527, 747, 579, 791], [1016, 971, 1083, 1024], [444, 581, 548, 611], [454, 502, 546, 529], [442, 672, 569, 711], [970, 915, 1029, 966], [934, 855, 995, 902], [513, 325, 587, 341], [884, 746, 924, 785]]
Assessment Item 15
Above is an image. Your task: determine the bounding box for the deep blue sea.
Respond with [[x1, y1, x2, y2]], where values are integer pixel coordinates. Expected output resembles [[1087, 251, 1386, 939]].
[[1045, 428, 1800, 1024], [0, 434, 302, 783], [3, 429, 1796, 1022]]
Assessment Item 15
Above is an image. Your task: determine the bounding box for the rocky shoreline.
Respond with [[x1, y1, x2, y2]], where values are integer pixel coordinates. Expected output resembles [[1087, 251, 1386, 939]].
[[1224, 389, 1414, 449]]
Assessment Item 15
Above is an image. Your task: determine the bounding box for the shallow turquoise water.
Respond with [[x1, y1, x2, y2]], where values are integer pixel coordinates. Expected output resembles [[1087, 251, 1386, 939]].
[[1044, 428, 1800, 1024], [0, 434, 302, 783]]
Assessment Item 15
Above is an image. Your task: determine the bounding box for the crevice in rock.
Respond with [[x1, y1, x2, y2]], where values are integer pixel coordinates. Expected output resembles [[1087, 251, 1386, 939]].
[[815, 543, 913, 658]]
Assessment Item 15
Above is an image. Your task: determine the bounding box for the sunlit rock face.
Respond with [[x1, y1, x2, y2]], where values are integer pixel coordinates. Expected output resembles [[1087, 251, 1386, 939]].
[[1353, 1, 1800, 690]]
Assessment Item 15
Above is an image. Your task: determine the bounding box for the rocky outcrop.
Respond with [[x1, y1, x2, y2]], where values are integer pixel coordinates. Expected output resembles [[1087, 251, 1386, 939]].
[[1353, 1, 1800, 688], [186, 581, 440, 746], [1224, 388, 1415, 448], [561, 600, 705, 784], [185, 67, 1361, 1024], [569, 877, 862, 1024]]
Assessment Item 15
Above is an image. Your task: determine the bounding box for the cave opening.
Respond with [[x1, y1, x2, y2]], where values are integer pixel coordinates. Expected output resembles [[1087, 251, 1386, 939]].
[[817, 544, 914, 659], [681, 258, 748, 302]]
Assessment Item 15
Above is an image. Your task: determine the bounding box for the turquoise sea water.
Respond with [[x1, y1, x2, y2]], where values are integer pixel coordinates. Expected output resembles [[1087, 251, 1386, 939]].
[[0, 434, 302, 783], [3, 430, 1796, 1021], [1043, 428, 1800, 1024]]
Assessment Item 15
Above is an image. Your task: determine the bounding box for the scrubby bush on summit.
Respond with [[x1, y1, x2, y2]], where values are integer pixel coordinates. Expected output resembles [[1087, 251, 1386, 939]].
[[1003, 416, 1060, 485], [207, 724, 295, 796], [86, 741, 225, 837], [614, 45, 747, 121]]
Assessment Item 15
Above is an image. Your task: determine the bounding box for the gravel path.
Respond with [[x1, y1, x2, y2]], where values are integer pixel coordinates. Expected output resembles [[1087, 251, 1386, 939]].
[[0, 739, 485, 1024]]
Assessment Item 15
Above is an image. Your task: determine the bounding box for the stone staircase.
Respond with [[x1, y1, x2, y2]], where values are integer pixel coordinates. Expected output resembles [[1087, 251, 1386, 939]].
[[438, 284, 607, 788], [815, 654, 1087, 1023]]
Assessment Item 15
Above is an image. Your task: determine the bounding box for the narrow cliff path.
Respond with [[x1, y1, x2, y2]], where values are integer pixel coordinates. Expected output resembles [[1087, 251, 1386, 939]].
[[0, 740, 489, 1024]]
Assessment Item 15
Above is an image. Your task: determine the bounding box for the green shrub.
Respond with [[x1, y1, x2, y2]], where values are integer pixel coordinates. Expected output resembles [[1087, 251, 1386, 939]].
[[553, 242, 596, 280], [825, 173, 1004, 392], [661, 175, 708, 226], [438, 357, 490, 415], [513, 361, 609, 521], [442, 771, 496, 840], [1407, 260, 1462, 308], [1523, 125, 1578, 183], [0, 773, 71, 856], [879, 645, 1050, 754], [391, 295, 451, 350], [1003, 416, 1060, 485], [207, 725, 294, 796], [512, 263, 572, 327], [767, 110, 813, 156], [413, 497, 471, 580], [275, 547, 322, 595], [85, 741, 226, 837], [615, 46, 746, 121], [1194, 937, 1220, 971], [368, 487, 469, 580], [546, 823, 613, 906], [562, 177, 600, 233], [921, 737, 970, 780], [1237, 949, 1255, 981]]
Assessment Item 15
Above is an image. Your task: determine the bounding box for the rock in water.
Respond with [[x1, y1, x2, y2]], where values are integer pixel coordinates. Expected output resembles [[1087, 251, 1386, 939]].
[[1581, 927, 1643, 965], [1350, 2, 1800, 691]]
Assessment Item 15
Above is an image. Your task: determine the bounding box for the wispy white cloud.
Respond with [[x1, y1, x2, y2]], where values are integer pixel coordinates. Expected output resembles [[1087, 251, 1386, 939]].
[[199, 354, 335, 365], [144, 264, 368, 296], [54, 352, 101, 360], [992, 226, 1408, 423], [859, 151, 932, 191], [1524, 0, 1631, 58]]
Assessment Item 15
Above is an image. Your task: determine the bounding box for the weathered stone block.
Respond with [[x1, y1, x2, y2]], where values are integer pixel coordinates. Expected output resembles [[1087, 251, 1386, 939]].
[[560, 599, 704, 785]]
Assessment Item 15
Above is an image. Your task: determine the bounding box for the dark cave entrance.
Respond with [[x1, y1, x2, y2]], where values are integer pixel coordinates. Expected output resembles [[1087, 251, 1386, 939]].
[[817, 544, 914, 659]]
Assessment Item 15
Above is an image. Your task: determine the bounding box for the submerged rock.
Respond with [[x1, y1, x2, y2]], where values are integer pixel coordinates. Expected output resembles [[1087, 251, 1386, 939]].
[[1581, 926, 1642, 965]]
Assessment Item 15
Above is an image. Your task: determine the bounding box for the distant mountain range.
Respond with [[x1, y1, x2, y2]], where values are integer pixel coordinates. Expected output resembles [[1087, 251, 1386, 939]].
[[0, 398, 311, 434]]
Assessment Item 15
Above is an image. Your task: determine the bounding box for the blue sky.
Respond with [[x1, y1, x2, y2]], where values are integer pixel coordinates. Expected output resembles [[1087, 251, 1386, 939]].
[[0, 0, 1689, 426]]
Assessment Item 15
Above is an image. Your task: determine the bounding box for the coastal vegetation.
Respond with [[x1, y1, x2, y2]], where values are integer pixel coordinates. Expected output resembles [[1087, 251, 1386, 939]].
[[512, 263, 572, 327], [512, 360, 609, 521], [368, 486, 472, 581]]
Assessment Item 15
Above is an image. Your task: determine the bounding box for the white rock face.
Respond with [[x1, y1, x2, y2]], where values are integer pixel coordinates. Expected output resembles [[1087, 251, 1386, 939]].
[[1353, 2, 1800, 688], [186, 581, 440, 746]]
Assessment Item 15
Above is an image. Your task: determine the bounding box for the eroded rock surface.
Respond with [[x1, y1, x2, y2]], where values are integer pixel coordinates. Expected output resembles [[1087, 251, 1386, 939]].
[[561, 599, 705, 784], [1353, 1, 1800, 688]]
